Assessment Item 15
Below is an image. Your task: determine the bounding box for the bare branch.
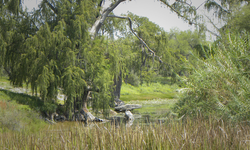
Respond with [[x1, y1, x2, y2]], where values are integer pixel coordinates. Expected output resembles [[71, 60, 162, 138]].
[[89, 0, 126, 39], [206, 28, 220, 37], [196, 1, 207, 10], [160, 1, 192, 23], [160, 0, 219, 37], [108, 15, 163, 63], [205, 15, 220, 32]]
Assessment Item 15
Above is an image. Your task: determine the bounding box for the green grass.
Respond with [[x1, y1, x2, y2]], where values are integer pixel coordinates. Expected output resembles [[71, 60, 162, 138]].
[[0, 77, 46, 132], [127, 99, 178, 119], [119, 82, 179, 119], [0, 76, 9, 83], [120, 82, 178, 101], [121, 93, 176, 101]]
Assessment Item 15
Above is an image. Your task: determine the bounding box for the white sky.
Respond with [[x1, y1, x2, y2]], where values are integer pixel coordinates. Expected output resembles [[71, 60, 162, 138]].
[[23, 0, 219, 40], [109, 0, 194, 31]]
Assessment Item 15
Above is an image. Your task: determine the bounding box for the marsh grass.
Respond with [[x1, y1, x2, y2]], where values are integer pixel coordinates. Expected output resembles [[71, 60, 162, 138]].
[[0, 117, 249, 149]]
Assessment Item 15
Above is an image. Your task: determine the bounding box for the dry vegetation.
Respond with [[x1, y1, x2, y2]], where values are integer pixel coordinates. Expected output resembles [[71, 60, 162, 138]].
[[1, 117, 250, 149]]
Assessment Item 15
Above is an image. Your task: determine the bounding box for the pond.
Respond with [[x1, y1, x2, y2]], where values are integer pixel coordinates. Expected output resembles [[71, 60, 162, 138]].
[[73, 98, 178, 127]]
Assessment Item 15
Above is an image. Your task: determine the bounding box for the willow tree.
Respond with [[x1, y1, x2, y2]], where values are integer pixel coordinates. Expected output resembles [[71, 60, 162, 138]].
[[28, 0, 165, 120]]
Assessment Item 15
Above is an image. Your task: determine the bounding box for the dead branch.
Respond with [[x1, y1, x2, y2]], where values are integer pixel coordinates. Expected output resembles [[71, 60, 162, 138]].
[[89, 0, 126, 39]]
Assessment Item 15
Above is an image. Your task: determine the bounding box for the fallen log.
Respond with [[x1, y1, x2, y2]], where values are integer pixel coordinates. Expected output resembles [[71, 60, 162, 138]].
[[115, 104, 142, 112]]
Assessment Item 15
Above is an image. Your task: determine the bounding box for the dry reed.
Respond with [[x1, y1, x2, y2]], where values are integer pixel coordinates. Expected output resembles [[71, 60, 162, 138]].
[[1, 117, 250, 150]]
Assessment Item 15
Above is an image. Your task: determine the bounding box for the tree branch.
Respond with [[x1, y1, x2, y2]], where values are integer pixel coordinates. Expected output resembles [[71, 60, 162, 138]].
[[43, 0, 58, 14], [175, 0, 196, 11], [160, 0, 219, 37], [196, 1, 207, 10], [89, 0, 126, 39], [175, 0, 206, 11], [204, 0, 231, 15], [107, 15, 163, 63], [160, 1, 194, 24], [20, 11, 39, 31], [205, 15, 220, 32]]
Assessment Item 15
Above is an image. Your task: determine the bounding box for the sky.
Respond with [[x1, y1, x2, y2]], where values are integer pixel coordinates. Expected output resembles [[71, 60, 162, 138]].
[[23, 0, 220, 40], [107, 0, 195, 31]]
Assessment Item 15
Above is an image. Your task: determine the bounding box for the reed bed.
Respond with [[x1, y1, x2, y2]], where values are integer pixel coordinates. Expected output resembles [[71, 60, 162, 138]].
[[1, 117, 250, 150]]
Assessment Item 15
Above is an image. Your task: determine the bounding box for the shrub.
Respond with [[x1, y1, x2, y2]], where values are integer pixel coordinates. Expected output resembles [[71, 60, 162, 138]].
[[174, 31, 250, 121], [125, 71, 140, 86]]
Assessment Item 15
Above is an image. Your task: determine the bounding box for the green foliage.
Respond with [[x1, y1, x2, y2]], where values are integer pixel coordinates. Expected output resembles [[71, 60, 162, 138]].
[[193, 43, 214, 59], [111, 13, 206, 85], [62, 66, 86, 102], [174, 31, 250, 121], [230, 4, 250, 32], [125, 71, 140, 86]]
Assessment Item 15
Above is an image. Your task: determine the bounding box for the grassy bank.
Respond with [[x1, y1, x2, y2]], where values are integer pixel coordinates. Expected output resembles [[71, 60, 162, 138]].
[[119, 83, 178, 118], [127, 99, 178, 119], [120, 83, 177, 101], [1, 117, 249, 149], [0, 77, 46, 132]]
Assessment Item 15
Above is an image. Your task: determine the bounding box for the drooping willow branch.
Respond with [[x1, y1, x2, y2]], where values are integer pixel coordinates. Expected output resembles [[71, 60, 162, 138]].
[[107, 15, 163, 64]]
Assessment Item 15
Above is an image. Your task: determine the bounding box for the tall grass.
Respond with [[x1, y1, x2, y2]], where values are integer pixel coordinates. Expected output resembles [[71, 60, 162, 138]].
[[174, 31, 250, 121], [0, 117, 249, 149]]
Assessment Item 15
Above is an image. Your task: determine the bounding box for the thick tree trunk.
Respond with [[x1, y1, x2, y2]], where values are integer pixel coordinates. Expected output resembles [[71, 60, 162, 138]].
[[80, 90, 95, 122], [114, 70, 122, 99]]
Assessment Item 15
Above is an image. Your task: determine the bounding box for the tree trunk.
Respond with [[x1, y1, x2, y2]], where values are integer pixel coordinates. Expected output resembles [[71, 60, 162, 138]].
[[79, 0, 125, 122], [80, 90, 96, 122], [114, 70, 122, 99]]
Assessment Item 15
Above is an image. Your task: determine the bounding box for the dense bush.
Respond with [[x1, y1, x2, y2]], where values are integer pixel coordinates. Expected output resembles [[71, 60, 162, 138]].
[[174, 31, 250, 121]]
